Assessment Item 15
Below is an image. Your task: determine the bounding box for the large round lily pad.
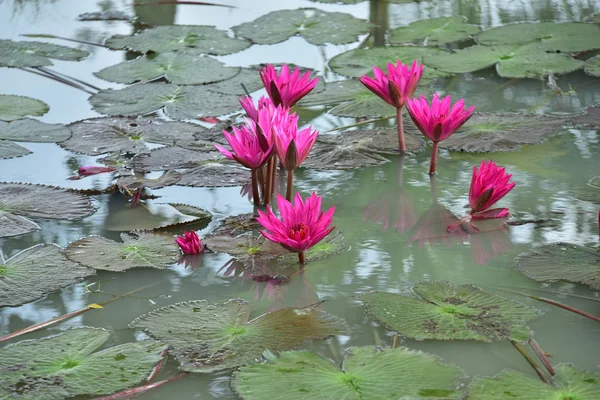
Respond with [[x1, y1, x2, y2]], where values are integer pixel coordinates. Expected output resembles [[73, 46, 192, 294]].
[[103, 202, 212, 232], [130, 299, 348, 373], [65, 232, 180, 271], [0, 183, 95, 238], [0, 39, 89, 68], [178, 162, 251, 187], [94, 52, 240, 85], [515, 243, 600, 290], [132, 146, 221, 171], [584, 55, 600, 77], [0, 141, 31, 159], [361, 281, 540, 342], [89, 83, 240, 120], [467, 364, 600, 399], [390, 17, 480, 46], [430, 113, 567, 152], [117, 170, 183, 190], [105, 25, 251, 55], [205, 68, 264, 96], [0, 95, 49, 122], [233, 8, 371, 45], [233, 346, 464, 400], [477, 22, 600, 53], [0, 327, 167, 400], [0, 118, 71, 142], [0, 244, 95, 307]]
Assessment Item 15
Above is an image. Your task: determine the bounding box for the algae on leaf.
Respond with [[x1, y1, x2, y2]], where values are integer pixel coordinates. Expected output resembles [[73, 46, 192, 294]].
[[0, 95, 49, 122], [390, 17, 480, 45]]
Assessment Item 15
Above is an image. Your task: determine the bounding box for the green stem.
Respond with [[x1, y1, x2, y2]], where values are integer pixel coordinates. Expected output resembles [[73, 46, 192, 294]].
[[396, 107, 406, 152], [529, 338, 555, 376], [509, 340, 551, 384], [429, 141, 439, 175]]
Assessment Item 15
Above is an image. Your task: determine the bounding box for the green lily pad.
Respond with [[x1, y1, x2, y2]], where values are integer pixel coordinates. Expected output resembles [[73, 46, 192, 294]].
[[132, 146, 221, 171], [423, 44, 585, 78], [515, 242, 600, 290], [0, 95, 49, 122], [304, 128, 425, 170], [0, 244, 95, 307], [0, 118, 71, 142], [205, 68, 264, 96], [0, 327, 167, 400], [62, 116, 210, 156], [103, 202, 212, 232], [94, 52, 240, 85], [361, 281, 540, 342], [105, 25, 251, 55], [130, 299, 348, 373], [584, 54, 600, 77], [390, 17, 480, 46], [431, 113, 567, 152], [233, 8, 371, 46], [178, 162, 251, 187], [212, 213, 261, 237], [65, 232, 180, 271], [328, 46, 451, 80], [0, 140, 31, 159], [233, 346, 464, 400], [466, 364, 600, 399], [89, 83, 240, 120], [477, 22, 600, 53], [0, 39, 89, 68], [0, 183, 95, 238], [117, 170, 182, 190]]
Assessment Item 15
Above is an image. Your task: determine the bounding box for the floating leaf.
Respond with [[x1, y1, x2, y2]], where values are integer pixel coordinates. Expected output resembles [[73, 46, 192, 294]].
[[361, 281, 540, 342], [569, 106, 600, 129], [94, 52, 240, 85], [130, 299, 348, 373], [515, 243, 600, 290], [205, 68, 264, 96], [212, 213, 261, 237], [103, 202, 212, 232], [430, 113, 567, 152], [584, 55, 600, 77], [65, 232, 179, 271], [89, 83, 240, 120], [390, 17, 480, 45], [328, 46, 451, 80], [0, 95, 49, 122], [106, 25, 250, 55], [276, 231, 350, 266], [0, 244, 94, 307], [78, 10, 131, 21], [0, 183, 95, 237], [477, 22, 600, 53], [0, 140, 31, 159], [467, 364, 600, 399], [133, 146, 221, 171], [169, 203, 212, 222], [304, 128, 425, 170], [423, 44, 585, 78], [0, 327, 166, 400], [0, 39, 89, 68], [117, 170, 182, 189], [0, 118, 71, 142], [178, 162, 251, 187], [233, 346, 464, 400], [233, 8, 370, 46]]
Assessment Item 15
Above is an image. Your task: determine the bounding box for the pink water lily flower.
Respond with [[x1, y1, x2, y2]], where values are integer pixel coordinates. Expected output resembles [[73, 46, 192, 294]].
[[257, 192, 335, 264], [407, 93, 475, 175], [359, 60, 423, 152], [259, 64, 319, 108], [239, 95, 275, 123], [214, 120, 273, 170], [175, 231, 203, 254], [469, 160, 515, 220]]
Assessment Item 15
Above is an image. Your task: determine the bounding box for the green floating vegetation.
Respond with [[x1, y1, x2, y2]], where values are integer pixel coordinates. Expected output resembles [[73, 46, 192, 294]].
[[390, 16, 480, 46], [0, 118, 70, 142], [0, 95, 49, 122], [131, 146, 221, 171], [233, 346, 464, 400], [117, 170, 183, 190], [233, 8, 371, 46], [0, 141, 31, 159], [0, 327, 167, 400], [516, 242, 600, 290], [130, 299, 348, 373], [0, 39, 89, 68], [361, 281, 541, 342], [102, 202, 212, 232], [0, 244, 94, 307], [584, 54, 600, 77]]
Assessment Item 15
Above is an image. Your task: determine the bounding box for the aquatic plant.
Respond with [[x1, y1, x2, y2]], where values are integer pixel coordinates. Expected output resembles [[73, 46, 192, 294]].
[[175, 230, 203, 254], [238, 95, 274, 123], [259, 63, 319, 108], [469, 160, 516, 219], [359, 60, 423, 152], [257, 192, 335, 264]]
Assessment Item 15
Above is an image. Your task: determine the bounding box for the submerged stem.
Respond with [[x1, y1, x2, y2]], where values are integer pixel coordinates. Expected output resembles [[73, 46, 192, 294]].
[[429, 141, 439, 175], [392, 334, 399, 348], [286, 169, 294, 201], [529, 338, 555, 376], [264, 157, 274, 205], [298, 252, 306, 265], [91, 372, 188, 400], [250, 168, 260, 206], [396, 107, 406, 152], [510, 339, 551, 384]]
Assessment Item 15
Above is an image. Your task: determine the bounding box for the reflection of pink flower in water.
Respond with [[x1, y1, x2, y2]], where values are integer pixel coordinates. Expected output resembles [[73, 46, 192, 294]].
[[176, 254, 203, 270], [468, 219, 513, 265], [408, 203, 466, 247], [363, 189, 417, 233]]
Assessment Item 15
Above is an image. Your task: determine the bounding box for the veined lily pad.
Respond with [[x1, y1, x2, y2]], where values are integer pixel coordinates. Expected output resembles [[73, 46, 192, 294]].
[[0, 183, 95, 237], [304, 128, 424, 170], [361, 281, 540, 342], [178, 162, 251, 187], [467, 364, 600, 399], [477, 22, 600, 53], [103, 202, 212, 232], [130, 299, 348, 373], [0, 95, 49, 122], [65, 232, 180, 271], [584, 55, 600, 77], [0, 327, 167, 400], [432, 113, 567, 152], [0, 118, 71, 142], [105, 25, 251, 55], [0, 244, 95, 307], [205, 68, 265, 96], [0, 39, 89, 68], [212, 213, 261, 237], [133, 146, 221, 171], [515, 243, 600, 290], [390, 17, 480, 46], [89, 83, 240, 120], [328, 46, 451, 80], [233, 346, 464, 400], [423, 44, 585, 78], [94, 52, 240, 85], [0, 141, 31, 159], [117, 170, 182, 190], [232, 8, 371, 46]]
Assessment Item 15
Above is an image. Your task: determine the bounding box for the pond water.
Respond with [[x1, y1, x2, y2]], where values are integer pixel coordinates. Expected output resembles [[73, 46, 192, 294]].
[[1, 0, 599, 399]]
